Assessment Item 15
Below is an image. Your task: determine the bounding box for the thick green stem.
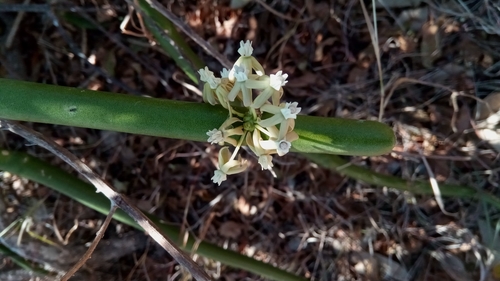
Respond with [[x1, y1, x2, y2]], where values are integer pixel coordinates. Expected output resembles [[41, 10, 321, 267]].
[[304, 153, 500, 209], [0, 78, 395, 156], [0, 150, 307, 281]]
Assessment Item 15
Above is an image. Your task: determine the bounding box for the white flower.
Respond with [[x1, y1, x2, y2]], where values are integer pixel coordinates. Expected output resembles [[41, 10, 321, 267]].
[[201, 83, 217, 105], [233, 65, 248, 82], [269, 71, 288, 91], [227, 65, 252, 107], [212, 170, 227, 185], [207, 117, 244, 146], [233, 41, 265, 77], [207, 129, 224, 144], [260, 139, 292, 156], [198, 66, 213, 82], [280, 102, 301, 119], [247, 72, 288, 108], [238, 40, 253, 57], [211, 147, 249, 185], [277, 140, 292, 156], [207, 77, 221, 89], [258, 129, 299, 156], [198, 66, 220, 89], [220, 68, 230, 78], [246, 130, 275, 170], [258, 102, 301, 128], [258, 154, 274, 170]]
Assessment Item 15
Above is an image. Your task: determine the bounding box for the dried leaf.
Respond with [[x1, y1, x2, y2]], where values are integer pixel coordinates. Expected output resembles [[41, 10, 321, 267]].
[[218, 221, 243, 239]]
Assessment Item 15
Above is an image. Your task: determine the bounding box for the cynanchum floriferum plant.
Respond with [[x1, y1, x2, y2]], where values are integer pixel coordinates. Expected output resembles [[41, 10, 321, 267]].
[[199, 40, 301, 185]]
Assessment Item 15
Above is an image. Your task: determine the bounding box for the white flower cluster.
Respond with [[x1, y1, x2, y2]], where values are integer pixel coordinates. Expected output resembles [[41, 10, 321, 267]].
[[199, 40, 301, 185]]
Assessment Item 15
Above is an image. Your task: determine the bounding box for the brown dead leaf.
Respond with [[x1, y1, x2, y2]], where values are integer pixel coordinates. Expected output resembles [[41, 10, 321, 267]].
[[218, 221, 243, 239]]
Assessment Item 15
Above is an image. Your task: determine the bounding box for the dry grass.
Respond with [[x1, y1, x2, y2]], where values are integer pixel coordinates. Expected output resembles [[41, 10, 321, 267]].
[[1, 0, 500, 280]]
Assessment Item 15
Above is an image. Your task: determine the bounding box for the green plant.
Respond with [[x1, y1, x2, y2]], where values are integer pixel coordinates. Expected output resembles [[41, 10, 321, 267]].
[[0, 40, 398, 280], [0, 47, 394, 279]]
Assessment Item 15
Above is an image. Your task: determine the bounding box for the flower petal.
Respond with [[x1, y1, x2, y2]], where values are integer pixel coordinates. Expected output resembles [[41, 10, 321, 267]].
[[241, 84, 252, 107], [238, 40, 253, 57], [233, 65, 248, 82], [276, 140, 291, 156], [222, 159, 248, 175], [258, 154, 274, 170], [259, 139, 278, 151], [258, 114, 283, 128], [211, 170, 227, 185], [203, 83, 217, 105], [227, 83, 241, 102], [250, 57, 265, 75], [207, 129, 224, 144], [218, 147, 232, 167], [269, 71, 288, 91], [220, 68, 230, 78], [245, 77, 269, 90], [260, 103, 282, 114]]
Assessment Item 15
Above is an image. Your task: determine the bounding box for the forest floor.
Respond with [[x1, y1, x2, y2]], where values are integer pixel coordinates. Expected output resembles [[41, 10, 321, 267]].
[[1, 0, 500, 280]]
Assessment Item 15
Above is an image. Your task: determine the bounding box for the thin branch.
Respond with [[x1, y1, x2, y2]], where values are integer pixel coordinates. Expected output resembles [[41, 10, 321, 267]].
[[5, 0, 30, 49], [0, 120, 211, 281], [360, 0, 385, 122], [61, 205, 118, 281]]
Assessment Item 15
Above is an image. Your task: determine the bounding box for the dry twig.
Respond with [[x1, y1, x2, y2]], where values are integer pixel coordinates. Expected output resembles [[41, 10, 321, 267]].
[[360, 0, 385, 122], [61, 205, 118, 281], [0, 120, 211, 281]]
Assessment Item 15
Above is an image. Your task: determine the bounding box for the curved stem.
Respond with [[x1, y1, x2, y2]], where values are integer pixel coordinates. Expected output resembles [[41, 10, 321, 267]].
[[0, 150, 308, 281], [303, 153, 500, 209]]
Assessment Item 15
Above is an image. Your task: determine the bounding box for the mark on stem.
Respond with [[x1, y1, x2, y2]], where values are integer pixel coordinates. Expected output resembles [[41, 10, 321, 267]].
[[66, 105, 78, 115]]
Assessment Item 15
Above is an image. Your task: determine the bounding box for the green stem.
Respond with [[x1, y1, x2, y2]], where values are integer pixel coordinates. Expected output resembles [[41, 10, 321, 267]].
[[137, 0, 205, 70], [0, 150, 307, 281], [0, 242, 52, 276], [143, 16, 199, 83], [304, 153, 500, 209], [0, 78, 395, 156]]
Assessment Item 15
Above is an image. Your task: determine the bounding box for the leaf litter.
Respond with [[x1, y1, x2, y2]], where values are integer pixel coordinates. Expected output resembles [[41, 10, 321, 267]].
[[0, 0, 500, 280]]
